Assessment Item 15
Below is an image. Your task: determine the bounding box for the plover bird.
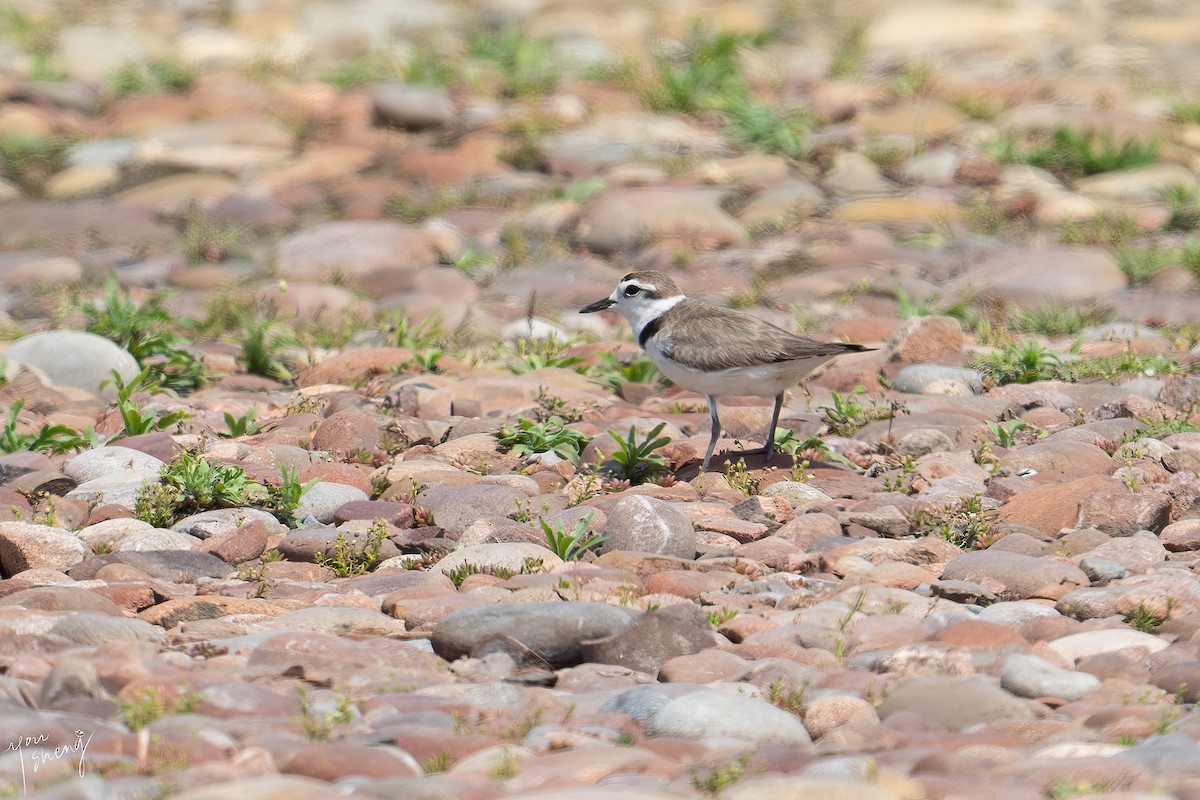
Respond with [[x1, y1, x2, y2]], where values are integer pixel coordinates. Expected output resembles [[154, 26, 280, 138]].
[[581, 270, 871, 471]]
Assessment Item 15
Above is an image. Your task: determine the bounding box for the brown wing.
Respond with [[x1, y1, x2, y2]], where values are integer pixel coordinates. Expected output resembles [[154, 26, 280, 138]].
[[658, 300, 869, 372]]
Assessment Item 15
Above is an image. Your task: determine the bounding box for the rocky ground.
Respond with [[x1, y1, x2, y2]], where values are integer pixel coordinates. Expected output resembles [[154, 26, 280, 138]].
[[4, 0, 1200, 797]]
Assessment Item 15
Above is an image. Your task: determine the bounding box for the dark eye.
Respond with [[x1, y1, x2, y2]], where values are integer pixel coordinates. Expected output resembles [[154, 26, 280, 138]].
[[623, 285, 641, 297]]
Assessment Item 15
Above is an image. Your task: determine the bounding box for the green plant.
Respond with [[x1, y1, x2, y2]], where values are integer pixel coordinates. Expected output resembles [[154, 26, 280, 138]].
[[723, 101, 812, 160], [490, 748, 519, 780], [1008, 300, 1111, 337], [1126, 598, 1174, 632], [498, 416, 591, 465], [690, 754, 752, 795], [235, 314, 293, 381], [539, 512, 606, 560], [881, 455, 917, 494], [296, 685, 353, 742], [468, 24, 557, 98], [556, 177, 607, 204], [0, 400, 97, 454], [1057, 211, 1139, 247], [1, 6, 64, 80], [1136, 413, 1200, 440], [106, 368, 191, 437], [985, 419, 1029, 448], [1162, 184, 1200, 231], [891, 60, 935, 98], [263, 465, 320, 525], [445, 558, 542, 587], [1010, 127, 1160, 177], [501, 706, 545, 741], [314, 520, 387, 577], [452, 246, 495, 279], [222, 407, 261, 437], [1171, 97, 1200, 124], [0, 132, 74, 192], [108, 59, 196, 97], [119, 687, 199, 731], [1114, 244, 1174, 286], [767, 678, 806, 713], [423, 751, 453, 774], [588, 352, 664, 395], [894, 286, 934, 318], [133, 484, 178, 528], [321, 50, 403, 89], [819, 389, 891, 436], [828, 18, 868, 78], [385, 188, 459, 223], [532, 387, 585, 424], [603, 422, 671, 484], [402, 37, 459, 85], [972, 341, 1060, 384], [507, 338, 584, 373], [82, 278, 208, 393], [513, 498, 550, 523], [917, 493, 996, 549], [643, 27, 748, 114], [726, 457, 761, 496], [390, 311, 448, 351], [706, 607, 737, 626], [180, 209, 243, 264], [160, 450, 260, 511]]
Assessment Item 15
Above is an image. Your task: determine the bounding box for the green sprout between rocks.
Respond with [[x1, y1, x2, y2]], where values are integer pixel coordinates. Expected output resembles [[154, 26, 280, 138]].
[[119, 687, 200, 731], [1126, 598, 1175, 633], [498, 416, 591, 465], [315, 520, 388, 578], [588, 352, 664, 395], [445, 556, 544, 587], [539, 512, 606, 561], [603, 422, 671, 484], [222, 407, 261, 438], [819, 388, 892, 437], [104, 368, 191, 438], [134, 454, 318, 528], [0, 399, 99, 455], [235, 312, 293, 381], [985, 419, 1029, 448], [82, 277, 208, 393], [916, 493, 996, 550]]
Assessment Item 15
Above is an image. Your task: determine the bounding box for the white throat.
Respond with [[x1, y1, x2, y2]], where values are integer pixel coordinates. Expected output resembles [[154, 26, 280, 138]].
[[620, 294, 684, 341]]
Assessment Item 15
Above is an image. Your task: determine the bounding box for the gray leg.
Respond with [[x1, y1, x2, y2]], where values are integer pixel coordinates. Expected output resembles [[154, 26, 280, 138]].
[[764, 391, 784, 461], [702, 394, 721, 471]]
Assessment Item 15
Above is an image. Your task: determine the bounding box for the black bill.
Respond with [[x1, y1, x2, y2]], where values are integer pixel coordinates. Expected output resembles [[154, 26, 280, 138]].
[[579, 297, 615, 313]]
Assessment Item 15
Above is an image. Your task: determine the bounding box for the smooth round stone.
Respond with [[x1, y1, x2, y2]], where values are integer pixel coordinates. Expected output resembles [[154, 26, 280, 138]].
[[113, 529, 201, 552], [0, 521, 86, 573], [6, 331, 138, 400], [172, 508, 282, 539], [294, 482, 368, 524], [49, 611, 166, 645], [877, 676, 1034, 730], [371, 83, 456, 130], [600, 496, 696, 559], [43, 164, 120, 198], [65, 469, 161, 507], [892, 364, 984, 395], [645, 688, 811, 745], [1047, 629, 1170, 664], [1000, 652, 1101, 701], [431, 601, 633, 667], [65, 447, 167, 484], [67, 138, 138, 169]]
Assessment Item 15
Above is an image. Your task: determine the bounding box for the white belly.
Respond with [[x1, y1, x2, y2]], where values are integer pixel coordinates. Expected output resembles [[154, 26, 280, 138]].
[[647, 344, 834, 398]]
